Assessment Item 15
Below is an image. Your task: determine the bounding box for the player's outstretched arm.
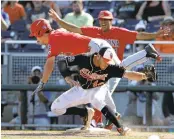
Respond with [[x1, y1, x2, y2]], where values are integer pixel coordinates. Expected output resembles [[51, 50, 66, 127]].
[[136, 32, 157, 40], [30, 56, 55, 103], [123, 71, 147, 81], [41, 56, 55, 83], [136, 26, 173, 40], [48, 8, 82, 34]]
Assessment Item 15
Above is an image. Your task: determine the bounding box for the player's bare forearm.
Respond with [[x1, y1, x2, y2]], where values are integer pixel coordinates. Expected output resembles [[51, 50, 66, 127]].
[[57, 19, 82, 34], [123, 71, 147, 81], [136, 32, 157, 40], [41, 56, 55, 83]]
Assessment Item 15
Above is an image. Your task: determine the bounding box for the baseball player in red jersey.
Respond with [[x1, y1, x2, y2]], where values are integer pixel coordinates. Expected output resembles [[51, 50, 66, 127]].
[[29, 18, 120, 84], [49, 9, 162, 128]]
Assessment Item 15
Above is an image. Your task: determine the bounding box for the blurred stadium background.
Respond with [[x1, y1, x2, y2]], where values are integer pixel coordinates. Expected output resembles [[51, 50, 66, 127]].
[[1, 0, 174, 134]]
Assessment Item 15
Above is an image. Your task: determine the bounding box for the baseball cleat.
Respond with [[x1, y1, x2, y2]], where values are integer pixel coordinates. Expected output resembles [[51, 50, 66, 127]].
[[117, 126, 131, 136], [96, 122, 104, 128], [145, 44, 162, 62], [104, 112, 121, 130], [81, 107, 94, 130]]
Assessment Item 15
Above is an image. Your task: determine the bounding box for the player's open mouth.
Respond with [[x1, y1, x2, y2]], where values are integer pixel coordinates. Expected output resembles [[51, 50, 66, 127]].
[[102, 25, 107, 28]]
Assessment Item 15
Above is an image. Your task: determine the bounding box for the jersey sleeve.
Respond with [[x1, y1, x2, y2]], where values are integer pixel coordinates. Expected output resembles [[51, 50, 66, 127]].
[[116, 27, 138, 44], [108, 65, 125, 78], [57, 56, 72, 78], [81, 27, 99, 36]]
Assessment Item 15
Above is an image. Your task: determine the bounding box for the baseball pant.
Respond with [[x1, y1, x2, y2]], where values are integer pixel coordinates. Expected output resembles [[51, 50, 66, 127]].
[[51, 85, 115, 116]]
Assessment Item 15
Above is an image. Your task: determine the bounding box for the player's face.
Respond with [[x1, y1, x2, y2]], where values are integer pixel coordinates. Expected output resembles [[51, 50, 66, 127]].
[[99, 19, 112, 32], [98, 56, 109, 70], [36, 34, 49, 45]]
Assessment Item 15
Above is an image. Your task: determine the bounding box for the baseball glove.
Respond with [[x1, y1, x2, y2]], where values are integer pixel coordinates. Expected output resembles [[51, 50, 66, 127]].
[[143, 64, 157, 82]]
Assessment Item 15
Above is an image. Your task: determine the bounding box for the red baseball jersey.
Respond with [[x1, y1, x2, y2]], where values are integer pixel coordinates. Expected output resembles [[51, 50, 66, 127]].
[[47, 29, 91, 58], [81, 26, 137, 60]]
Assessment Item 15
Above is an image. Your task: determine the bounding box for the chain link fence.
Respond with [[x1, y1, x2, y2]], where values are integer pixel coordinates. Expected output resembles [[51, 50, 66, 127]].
[[3, 53, 172, 86]]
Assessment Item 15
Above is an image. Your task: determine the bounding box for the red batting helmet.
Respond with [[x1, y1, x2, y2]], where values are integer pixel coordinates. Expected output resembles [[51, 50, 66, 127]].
[[98, 10, 113, 20], [29, 18, 52, 37]]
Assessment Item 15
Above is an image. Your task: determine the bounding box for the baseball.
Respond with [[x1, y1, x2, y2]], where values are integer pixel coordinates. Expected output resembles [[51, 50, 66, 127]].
[[148, 135, 160, 139]]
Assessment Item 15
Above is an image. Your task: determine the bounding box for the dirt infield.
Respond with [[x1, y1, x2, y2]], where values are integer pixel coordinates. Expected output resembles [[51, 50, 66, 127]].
[[1, 130, 174, 139]]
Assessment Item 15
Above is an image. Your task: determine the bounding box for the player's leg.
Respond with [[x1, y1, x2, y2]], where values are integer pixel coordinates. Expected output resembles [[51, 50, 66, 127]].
[[64, 106, 94, 130], [104, 88, 121, 130], [51, 86, 94, 129], [88, 38, 121, 126], [120, 43, 162, 70], [91, 108, 103, 127], [91, 86, 130, 135], [109, 43, 161, 94]]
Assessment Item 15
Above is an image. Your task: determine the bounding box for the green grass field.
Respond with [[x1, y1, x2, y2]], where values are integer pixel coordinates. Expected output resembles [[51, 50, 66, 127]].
[[1, 130, 174, 139]]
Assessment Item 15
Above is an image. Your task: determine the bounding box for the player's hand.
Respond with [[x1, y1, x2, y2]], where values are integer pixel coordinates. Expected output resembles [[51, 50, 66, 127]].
[[65, 76, 80, 87], [30, 82, 46, 103], [49, 8, 60, 21]]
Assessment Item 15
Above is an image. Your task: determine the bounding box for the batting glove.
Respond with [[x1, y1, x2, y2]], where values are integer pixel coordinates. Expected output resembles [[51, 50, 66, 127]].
[[30, 82, 48, 103]]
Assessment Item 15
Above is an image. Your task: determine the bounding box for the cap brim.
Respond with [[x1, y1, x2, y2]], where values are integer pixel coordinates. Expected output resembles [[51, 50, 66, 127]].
[[107, 60, 115, 65], [103, 58, 115, 65]]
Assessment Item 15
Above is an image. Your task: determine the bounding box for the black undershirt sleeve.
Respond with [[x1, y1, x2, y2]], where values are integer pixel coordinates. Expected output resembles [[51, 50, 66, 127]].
[[108, 65, 126, 78]]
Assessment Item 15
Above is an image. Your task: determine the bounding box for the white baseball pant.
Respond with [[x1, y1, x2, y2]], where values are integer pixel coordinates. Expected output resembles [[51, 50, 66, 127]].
[[51, 85, 113, 116]]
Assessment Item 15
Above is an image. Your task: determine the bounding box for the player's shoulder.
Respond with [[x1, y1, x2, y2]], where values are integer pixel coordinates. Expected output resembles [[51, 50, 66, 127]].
[[48, 30, 62, 45], [49, 29, 67, 36], [48, 30, 57, 39], [65, 53, 90, 63], [108, 64, 125, 70], [75, 53, 90, 59], [111, 26, 128, 31]]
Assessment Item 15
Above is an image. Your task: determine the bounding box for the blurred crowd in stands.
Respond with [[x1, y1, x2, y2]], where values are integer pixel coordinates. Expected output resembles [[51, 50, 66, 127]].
[[1, 0, 174, 53]]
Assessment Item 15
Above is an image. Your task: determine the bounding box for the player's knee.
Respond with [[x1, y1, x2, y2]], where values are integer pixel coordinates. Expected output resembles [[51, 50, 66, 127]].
[[51, 100, 66, 116]]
